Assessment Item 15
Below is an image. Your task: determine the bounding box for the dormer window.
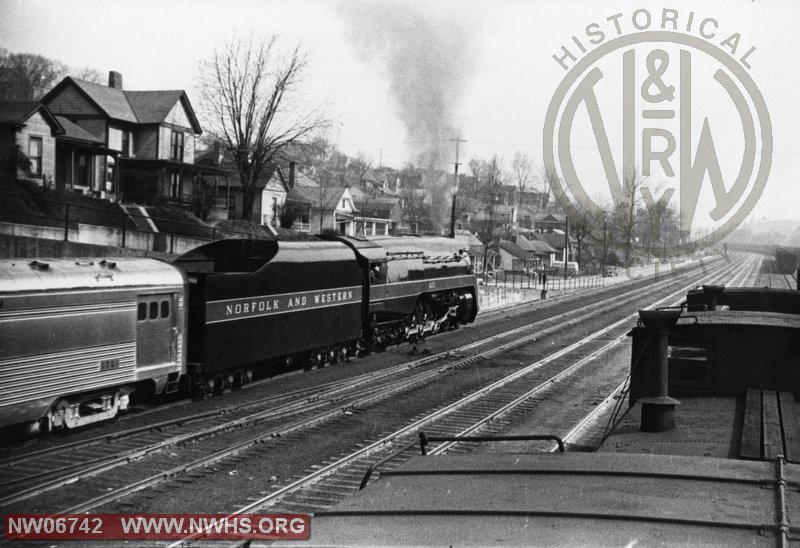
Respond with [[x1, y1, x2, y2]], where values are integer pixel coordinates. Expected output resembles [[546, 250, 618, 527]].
[[170, 131, 184, 161]]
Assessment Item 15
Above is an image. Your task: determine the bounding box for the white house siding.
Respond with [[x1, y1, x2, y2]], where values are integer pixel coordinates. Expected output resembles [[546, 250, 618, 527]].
[[15, 111, 56, 184], [165, 100, 192, 128], [163, 101, 196, 164], [260, 190, 286, 226], [158, 125, 195, 163]]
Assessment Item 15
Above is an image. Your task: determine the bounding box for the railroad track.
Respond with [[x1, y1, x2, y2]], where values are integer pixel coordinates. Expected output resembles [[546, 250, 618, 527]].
[[164, 255, 754, 546], [0, 255, 727, 520]]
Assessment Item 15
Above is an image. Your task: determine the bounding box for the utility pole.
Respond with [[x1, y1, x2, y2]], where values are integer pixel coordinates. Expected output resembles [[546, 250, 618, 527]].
[[602, 220, 607, 282], [564, 216, 569, 280], [449, 137, 465, 238]]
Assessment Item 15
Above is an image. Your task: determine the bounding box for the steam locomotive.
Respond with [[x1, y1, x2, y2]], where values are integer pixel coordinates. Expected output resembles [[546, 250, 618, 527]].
[[0, 235, 478, 433]]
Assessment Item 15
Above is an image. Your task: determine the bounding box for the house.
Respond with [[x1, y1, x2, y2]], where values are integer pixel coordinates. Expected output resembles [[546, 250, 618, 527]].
[[533, 213, 567, 233], [290, 184, 358, 235], [0, 101, 61, 183], [348, 185, 401, 237], [42, 71, 209, 205], [498, 234, 559, 273], [528, 230, 575, 263]]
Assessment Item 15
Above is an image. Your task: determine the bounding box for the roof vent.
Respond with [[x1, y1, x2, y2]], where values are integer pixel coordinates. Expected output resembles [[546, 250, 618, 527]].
[[100, 260, 117, 269], [29, 260, 50, 270]]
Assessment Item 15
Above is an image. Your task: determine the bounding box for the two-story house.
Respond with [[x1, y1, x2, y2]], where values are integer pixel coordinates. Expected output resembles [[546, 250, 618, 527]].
[[42, 71, 205, 204], [290, 184, 358, 235]]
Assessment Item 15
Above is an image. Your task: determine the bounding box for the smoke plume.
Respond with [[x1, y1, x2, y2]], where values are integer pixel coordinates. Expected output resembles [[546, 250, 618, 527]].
[[339, 1, 477, 169]]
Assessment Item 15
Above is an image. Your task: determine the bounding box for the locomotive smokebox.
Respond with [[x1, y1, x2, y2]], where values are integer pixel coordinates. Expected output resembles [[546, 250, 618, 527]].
[[701, 285, 725, 311], [637, 309, 681, 432]]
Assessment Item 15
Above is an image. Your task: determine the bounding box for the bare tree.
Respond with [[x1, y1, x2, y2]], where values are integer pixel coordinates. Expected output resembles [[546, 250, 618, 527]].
[[0, 52, 66, 99], [511, 151, 532, 208], [569, 214, 591, 267], [612, 169, 645, 266], [70, 66, 104, 84], [540, 165, 562, 212], [197, 34, 332, 220], [477, 155, 505, 271]]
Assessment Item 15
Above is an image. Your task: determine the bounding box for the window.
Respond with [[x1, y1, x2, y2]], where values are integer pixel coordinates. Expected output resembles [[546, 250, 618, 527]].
[[170, 172, 181, 198], [76, 153, 89, 186], [29, 137, 42, 176], [170, 131, 184, 161], [149, 302, 158, 320], [138, 303, 147, 321], [160, 301, 170, 318], [105, 156, 115, 192], [121, 131, 130, 157]]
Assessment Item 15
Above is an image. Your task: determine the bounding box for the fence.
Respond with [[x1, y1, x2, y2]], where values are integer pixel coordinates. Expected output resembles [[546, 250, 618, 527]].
[[0, 192, 259, 255], [480, 270, 603, 290], [478, 272, 603, 311]]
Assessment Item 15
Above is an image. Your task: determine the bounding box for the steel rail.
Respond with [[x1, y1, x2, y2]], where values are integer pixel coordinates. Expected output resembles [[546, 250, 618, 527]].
[[185, 257, 744, 524], [424, 255, 754, 456], [1, 255, 720, 505], [14, 254, 713, 513]]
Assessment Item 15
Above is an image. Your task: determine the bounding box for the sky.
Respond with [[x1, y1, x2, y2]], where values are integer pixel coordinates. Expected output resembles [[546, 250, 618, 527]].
[[1, 0, 798, 231]]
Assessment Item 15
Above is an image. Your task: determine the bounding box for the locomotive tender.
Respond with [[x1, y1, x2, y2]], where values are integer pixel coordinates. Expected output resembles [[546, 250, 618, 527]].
[[0, 235, 478, 432]]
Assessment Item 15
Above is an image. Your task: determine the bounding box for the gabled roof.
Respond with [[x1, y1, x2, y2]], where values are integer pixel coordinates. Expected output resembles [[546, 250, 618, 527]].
[[516, 234, 558, 254], [43, 77, 202, 133], [264, 166, 291, 194], [286, 188, 313, 205], [0, 101, 63, 131], [67, 78, 137, 122], [54, 116, 104, 144], [126, 90, 202, 132], [290, 186, 353, 211], [293, 170, 320, 188], [499, 240, 536, 260], [531, 231, 569, 251]]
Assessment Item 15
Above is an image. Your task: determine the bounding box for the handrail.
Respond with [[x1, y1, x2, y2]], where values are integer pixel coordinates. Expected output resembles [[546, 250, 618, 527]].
[[419, 432, 565, 455], [358, 433, 566, 490]]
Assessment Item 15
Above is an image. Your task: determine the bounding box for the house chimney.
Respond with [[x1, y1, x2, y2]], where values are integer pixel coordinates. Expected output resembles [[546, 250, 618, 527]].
[[213, 140, 222, 165], [289, 161, 296, 188], [108, 71, 123, 89]]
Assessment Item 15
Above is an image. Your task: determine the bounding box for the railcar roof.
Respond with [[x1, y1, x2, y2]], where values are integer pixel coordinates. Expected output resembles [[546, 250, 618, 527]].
[[322, 235, 387, 263], [674, 310, 800, 329], [0, 258, 183, 293], [368, 236, 467, 259], [296, 452, 799, 546]]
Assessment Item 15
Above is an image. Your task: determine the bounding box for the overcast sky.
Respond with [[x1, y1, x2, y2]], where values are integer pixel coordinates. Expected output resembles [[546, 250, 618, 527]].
[[1, 0, 797, 229]]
